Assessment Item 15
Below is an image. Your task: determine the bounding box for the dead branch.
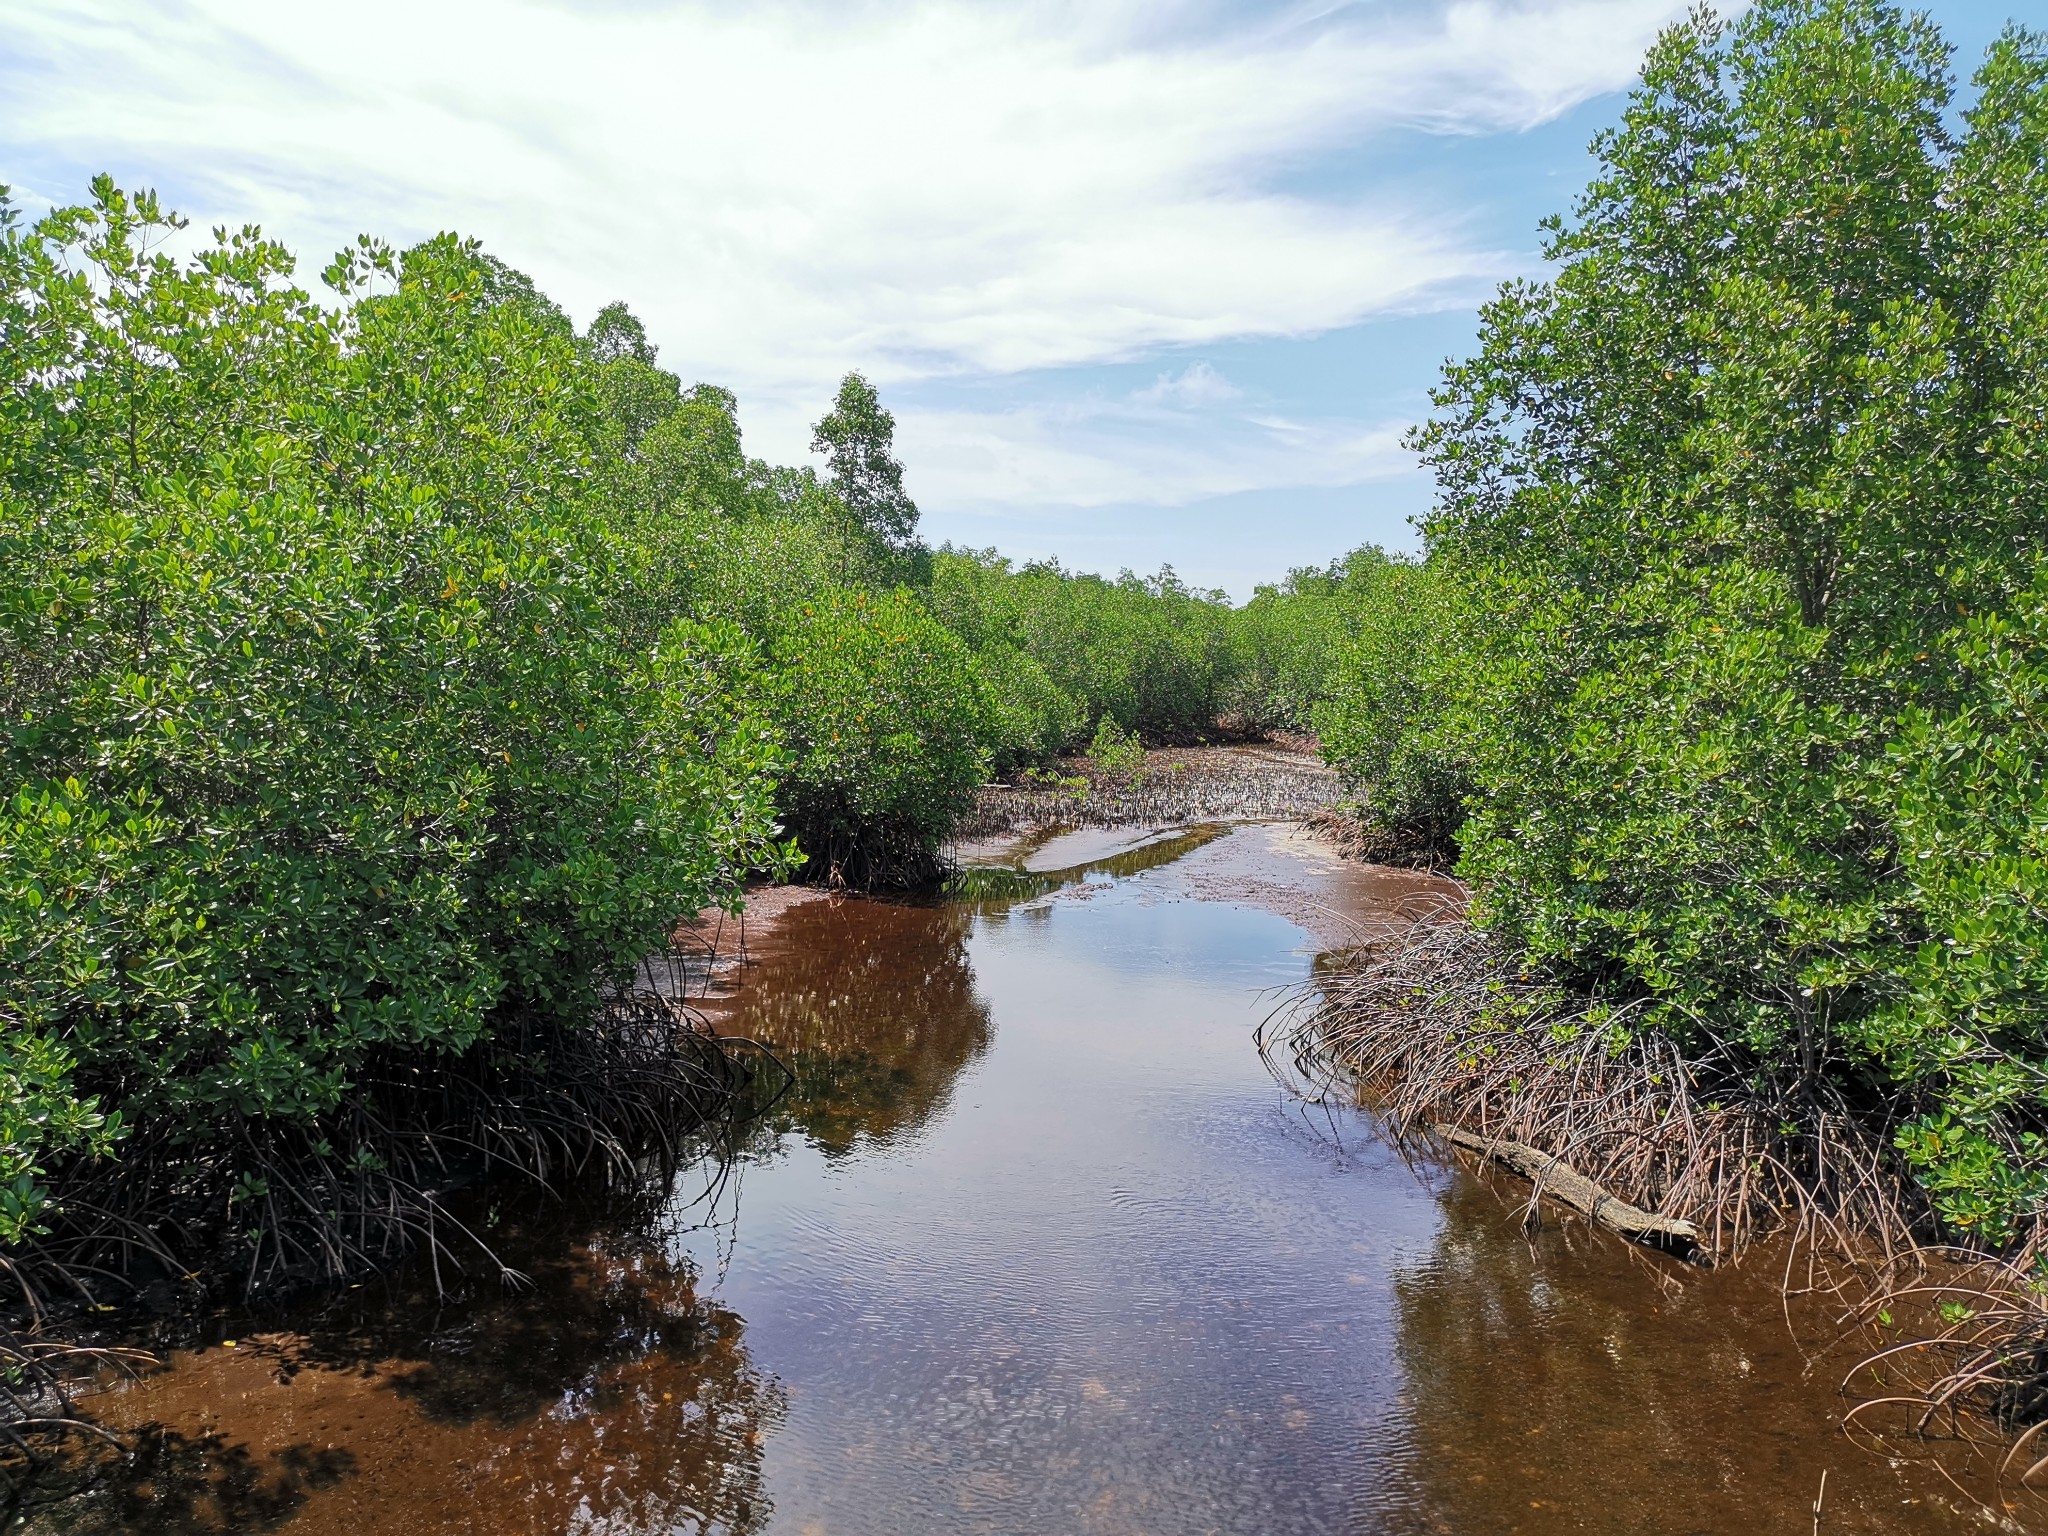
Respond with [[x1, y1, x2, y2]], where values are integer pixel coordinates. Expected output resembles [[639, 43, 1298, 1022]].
[[1434, 1123, 1705, 1261]]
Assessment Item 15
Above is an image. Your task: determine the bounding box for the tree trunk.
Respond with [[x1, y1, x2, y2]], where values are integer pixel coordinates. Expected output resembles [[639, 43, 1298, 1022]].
[[1434, 1124, 1709, 1264]]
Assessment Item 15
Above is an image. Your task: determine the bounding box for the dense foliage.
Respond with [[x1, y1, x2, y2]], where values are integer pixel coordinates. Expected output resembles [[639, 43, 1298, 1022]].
[[1226, 547, 1393, 734], [26, 0, 2035, 1292], [0, 188, 806, 1256], [925, 548, 1235, 751], [1303, 556, 1468, 851], [767, 589, 989, 882], [0, 171, 1352, 1279], [1324, 0, 2048, 1245]]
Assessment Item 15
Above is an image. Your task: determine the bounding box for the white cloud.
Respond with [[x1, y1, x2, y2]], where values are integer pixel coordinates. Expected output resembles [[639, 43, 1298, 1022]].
[[2, 0, 1682, 490], [1133, 361, 1242, 409], [898, 395, 1412, 512]]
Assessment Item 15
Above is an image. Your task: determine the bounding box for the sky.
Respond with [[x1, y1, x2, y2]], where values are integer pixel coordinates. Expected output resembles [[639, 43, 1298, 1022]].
[[1, 0, 2031, 597]]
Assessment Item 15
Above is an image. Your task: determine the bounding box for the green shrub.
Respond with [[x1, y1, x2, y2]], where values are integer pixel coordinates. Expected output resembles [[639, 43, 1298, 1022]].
[[1311, 558, 1469, 849], [1864, 582, 2048, 1238], [974, 646, 1082, 775], [1087, 717, 1146, 781], [0, 183, 785, 1252], [768, 588, 991, 881], [1226, 546, 1388, 733]]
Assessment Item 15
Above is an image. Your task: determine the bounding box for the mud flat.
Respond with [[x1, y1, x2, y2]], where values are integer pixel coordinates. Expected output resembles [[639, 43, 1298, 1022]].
[[956, 742, 1340, 840]]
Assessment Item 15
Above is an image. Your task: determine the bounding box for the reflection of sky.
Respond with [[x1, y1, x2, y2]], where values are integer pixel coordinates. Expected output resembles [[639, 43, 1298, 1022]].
[[671, 871, 1445, 1535], [2, 0, 2028, 596]]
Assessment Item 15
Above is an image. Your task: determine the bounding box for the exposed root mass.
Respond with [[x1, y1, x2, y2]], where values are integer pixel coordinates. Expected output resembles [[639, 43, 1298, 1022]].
[[1278, 905, 2048, 1492], [1843, 1254, 2048, 1499], [1278, 908, 1922, 1262], [1302, 806, 1454, 872]]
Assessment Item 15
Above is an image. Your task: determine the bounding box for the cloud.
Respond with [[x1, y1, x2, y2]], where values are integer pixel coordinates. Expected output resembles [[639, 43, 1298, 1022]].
[[897, 394, 1413, 512], [5, 3, 1681, 369], [1132, 361, 1242, 409], [0, 0, 1682, 510]]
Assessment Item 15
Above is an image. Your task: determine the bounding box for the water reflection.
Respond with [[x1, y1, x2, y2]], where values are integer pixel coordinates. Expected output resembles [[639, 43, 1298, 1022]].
[[674, 874, 1443, 1535], [1380, 1175, 1988, 1534], [35, 825, 2006, 1535], [943, 823, 1229, 908], [713, 899, 994, 1156], [42, 1219, 784, 1536]]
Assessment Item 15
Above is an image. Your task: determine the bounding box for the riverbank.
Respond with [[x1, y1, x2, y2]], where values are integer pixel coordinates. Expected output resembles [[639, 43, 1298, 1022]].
[[955, 740, 1340, 841]]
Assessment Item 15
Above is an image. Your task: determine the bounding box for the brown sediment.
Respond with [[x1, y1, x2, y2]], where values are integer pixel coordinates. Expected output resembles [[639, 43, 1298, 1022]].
[[28, 1225, 783, 1536], [956, 742, 1339, 841], [1841, 1252, 2048, 1502], [2, 992, 757, 1521]]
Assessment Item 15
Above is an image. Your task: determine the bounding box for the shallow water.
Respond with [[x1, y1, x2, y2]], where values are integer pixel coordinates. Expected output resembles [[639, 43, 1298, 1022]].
[[37, 824, 2016, 1534]]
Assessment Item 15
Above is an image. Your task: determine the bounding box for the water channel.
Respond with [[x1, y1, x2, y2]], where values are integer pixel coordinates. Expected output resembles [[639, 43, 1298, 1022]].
[[36, 823, 2012, 1534]]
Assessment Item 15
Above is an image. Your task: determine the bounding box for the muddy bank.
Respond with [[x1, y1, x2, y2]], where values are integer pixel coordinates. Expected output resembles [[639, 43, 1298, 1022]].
[[956, 742, 1339, 840], [951, 818, 1459, 953]]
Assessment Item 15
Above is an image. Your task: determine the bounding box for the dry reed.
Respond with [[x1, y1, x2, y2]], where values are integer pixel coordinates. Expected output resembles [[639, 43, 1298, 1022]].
[[1273, 903, 1923, 1264]]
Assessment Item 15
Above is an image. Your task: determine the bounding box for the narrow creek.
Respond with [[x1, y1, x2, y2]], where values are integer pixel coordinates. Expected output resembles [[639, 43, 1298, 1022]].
[[36, 823, 2006, 1534]]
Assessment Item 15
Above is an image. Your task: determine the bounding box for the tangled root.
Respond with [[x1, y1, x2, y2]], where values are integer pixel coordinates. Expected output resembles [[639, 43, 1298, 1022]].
[[1272, 905, 1922, 1261], [0, 947, 790, 1501], [1274, 903, 2048, 1496]]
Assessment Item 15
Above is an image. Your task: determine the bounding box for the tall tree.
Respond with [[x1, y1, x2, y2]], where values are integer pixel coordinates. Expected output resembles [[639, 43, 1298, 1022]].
[[585, 300, 658, 365], [811, 371, 919, 553]]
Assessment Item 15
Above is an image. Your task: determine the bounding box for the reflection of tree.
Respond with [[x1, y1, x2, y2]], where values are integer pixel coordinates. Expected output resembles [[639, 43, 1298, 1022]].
[[45, 896, 993, 1536], [717, 899, 993, 1157], [46, 1223, 783, 1536], [1380, 1177, 1894, 1533], [37, 1431, 354, 1535]]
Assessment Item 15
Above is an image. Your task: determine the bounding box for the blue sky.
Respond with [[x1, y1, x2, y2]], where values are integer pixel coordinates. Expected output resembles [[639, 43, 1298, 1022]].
[[2, 0, 2032, 596]]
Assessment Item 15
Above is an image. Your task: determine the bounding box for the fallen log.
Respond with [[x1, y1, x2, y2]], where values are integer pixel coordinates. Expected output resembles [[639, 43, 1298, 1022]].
[[1433, 1123, 1708, 1264]]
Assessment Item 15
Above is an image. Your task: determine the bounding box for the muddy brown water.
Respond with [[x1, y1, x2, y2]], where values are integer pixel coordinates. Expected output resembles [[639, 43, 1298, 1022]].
[[30, 823, 2025, 1534]]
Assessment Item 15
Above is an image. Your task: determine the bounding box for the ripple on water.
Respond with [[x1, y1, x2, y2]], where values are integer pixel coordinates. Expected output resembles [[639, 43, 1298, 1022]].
[[39, 823, 2008, 1536]]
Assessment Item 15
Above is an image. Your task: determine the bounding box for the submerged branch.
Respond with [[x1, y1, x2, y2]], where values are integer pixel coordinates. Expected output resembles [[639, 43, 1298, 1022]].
[[1433, 1123, 1705, 1261]]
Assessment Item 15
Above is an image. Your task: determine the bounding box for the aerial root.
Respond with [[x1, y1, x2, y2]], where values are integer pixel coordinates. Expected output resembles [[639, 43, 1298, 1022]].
[[0, 943, 793, 1501], [1268, 906, 2048, 1500], [1272, 906, 1920, 1261]]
